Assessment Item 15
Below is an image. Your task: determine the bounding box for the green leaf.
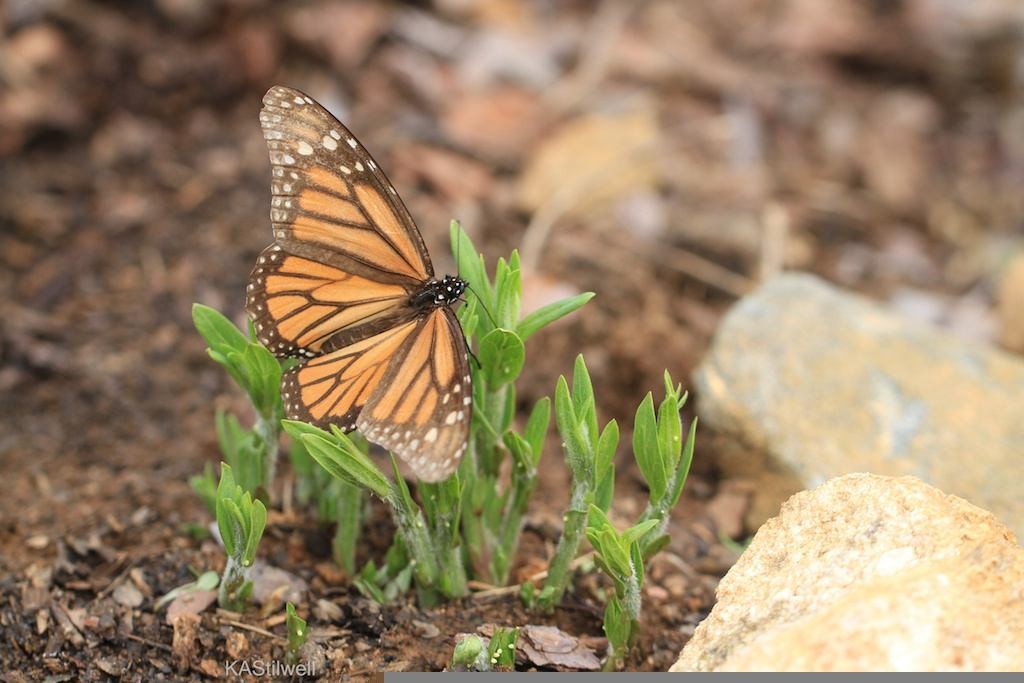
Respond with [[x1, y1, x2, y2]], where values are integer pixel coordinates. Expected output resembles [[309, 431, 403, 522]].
[[632, 393, 666, 502], [523, 396, 551, 462], [494, 254, 521, 329], [517, 292, 594, 341], [500, 382, 517, 433], [452, 635, 485, 670], [623, 519, 660, 546], [478, 328, 525, 387], [641, 533, 671, 559], [223, 498, 246, 557], [668, 417, 698, 508], [587, 503, 614, 533], [286, 602, 308, 663], [657, 392, 682, 470], [487, 627, 519, 671], [603, 597, 629, 651], [595, 419, 619, 475], [300, 434, 391, 499], [215, 498, 234, 557], [242, 499, 267, 566], [193, 304, 248, 355], [570, 355, 597, 445], [629, 541, 645, 588], [597, 528, 631, 578], [503, 432, 535, 477], [450, 221, 494, 315], [554, 376, 589, 477]]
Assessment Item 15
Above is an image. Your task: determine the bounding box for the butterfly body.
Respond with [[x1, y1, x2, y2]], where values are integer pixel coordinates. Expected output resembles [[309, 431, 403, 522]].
[[246, 86, 471, 481]]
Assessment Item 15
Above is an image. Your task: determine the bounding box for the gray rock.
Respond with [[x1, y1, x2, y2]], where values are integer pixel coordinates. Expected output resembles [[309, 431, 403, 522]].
[[694, 273, 1024, 538], [672, 474, 1024, 671]]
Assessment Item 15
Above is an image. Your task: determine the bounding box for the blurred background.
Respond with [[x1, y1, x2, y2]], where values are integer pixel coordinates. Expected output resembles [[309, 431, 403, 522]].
[[3, 0, 1024, 608]]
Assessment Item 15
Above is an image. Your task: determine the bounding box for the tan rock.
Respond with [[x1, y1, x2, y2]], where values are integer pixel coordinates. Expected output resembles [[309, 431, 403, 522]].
[[694, 273, 1024, 538], [998, 253, 1024, 354], [672, 474, 1024, 672]]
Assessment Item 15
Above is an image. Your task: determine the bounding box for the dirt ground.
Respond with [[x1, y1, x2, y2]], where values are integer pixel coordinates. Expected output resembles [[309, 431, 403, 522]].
[[2, 0, 1022, 679]]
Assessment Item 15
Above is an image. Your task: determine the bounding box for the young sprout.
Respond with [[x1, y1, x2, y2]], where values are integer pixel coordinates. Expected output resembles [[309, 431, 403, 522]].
[[487, 627, 520, 672], [538, 355, 619, 611], [215, 463, 268, 611], [586, 370, 697, 670], [452, 634, 486, 670], [154, 570, 219, 611], [192, 304, 284, 496], [452, 222, 591, 586], [451, 628, 519, 672], [285, 602, 308, 666]]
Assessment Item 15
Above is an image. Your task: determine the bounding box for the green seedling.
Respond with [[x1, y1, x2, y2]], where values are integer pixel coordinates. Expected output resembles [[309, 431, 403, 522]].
[[631, 371, 697, 557], [154, 570, 219, 611], [215, 463, 268, 611], [451, 635, 487, 671], [451, 628, 519, 672], [285, 602, 309, 665], [282, 420, 463, 606], [192, 304, 285, 498], [452, 223, 591, 586], [585, 371, 696, 669], [537, 355, 618, 611]]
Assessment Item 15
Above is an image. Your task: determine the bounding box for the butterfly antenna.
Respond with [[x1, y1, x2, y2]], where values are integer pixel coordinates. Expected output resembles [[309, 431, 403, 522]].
[[464, 284, 499, 329]]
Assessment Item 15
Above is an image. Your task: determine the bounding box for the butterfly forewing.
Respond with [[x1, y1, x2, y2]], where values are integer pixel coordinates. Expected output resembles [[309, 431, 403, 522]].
[[357, 308, 471, 482], [259, 85, 433, 284], [247, 244, 414, 357]]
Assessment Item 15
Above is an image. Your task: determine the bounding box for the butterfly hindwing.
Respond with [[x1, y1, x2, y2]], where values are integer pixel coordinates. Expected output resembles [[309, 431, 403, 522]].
[[281, 320, 421, 429], [260, 85, 433, 284], [247, 244, 418, 357], [357, 308, 471, 482]]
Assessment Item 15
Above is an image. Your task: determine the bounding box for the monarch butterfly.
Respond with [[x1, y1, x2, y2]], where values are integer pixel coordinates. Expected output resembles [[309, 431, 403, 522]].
[[246, 85, 471, 482]]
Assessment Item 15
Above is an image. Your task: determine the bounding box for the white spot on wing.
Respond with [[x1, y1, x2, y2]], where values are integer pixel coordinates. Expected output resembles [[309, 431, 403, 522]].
[[297, 140, 314, 156]]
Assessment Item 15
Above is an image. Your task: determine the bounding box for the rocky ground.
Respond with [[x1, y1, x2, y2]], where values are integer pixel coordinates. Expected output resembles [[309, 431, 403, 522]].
[[2, 0, 1024, 678]]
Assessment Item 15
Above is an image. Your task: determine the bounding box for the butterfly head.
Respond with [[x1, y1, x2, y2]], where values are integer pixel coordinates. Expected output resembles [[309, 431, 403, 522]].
[[436, 274, 468, 305], [412, 274, 467, 310]]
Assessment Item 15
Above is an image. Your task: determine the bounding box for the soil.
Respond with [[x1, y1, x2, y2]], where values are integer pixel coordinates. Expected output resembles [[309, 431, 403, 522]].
[[2, 0, 1021, 679]]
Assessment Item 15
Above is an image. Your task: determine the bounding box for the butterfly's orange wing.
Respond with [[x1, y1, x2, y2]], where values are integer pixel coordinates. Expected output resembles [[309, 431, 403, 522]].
[[248, 245, 413, 357], [281, 319, 420, 430], [357, 308, 471, 482], [259, 85, 432, 284], [248, 86, 434, 358]]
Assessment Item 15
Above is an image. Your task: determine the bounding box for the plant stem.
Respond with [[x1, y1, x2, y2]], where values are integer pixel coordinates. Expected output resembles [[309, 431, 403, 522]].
[[218, 555, 250, 611], [537, 500, 589, 610], [493, 466, 536, 586], [254, 413, 279, 493], [332, 482, 363, 575], [385, 485, 445, 600]]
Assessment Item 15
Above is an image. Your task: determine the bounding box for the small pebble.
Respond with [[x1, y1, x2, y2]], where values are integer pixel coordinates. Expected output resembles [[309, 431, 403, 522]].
[[412, 619, 441, 639], [112, 582, 144, 608]]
